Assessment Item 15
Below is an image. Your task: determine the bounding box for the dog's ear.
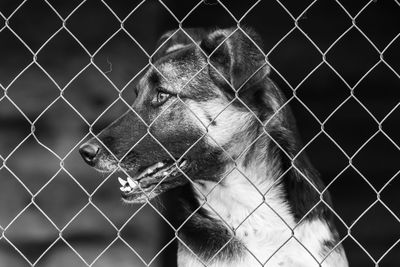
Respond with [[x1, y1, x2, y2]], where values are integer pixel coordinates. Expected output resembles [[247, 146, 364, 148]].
[[152, 28, 208, 62], [200, 27, 270, 93]]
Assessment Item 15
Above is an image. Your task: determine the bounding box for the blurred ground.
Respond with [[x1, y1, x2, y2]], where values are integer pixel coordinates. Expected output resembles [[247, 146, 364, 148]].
[[0, 0, 399, 266]]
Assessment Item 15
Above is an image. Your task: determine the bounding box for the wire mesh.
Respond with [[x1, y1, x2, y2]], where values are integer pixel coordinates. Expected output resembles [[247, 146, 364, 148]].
[[0, 0, 399, 266]]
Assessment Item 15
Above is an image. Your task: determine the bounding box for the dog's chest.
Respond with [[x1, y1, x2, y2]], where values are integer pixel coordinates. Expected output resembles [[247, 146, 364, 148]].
[[191, 178, 300, 264], [177, 243, 316, 267], [187, 179, 347, 267]]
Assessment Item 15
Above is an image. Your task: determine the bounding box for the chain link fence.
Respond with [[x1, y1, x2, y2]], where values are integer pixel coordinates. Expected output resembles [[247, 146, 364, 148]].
[[0, 0, 399, 266]]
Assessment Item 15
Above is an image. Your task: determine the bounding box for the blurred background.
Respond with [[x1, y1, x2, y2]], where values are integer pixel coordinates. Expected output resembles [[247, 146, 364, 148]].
[[0, 0, 399, 266]]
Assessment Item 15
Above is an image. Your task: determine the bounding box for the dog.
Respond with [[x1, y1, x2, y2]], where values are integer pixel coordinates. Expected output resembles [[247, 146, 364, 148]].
[[79, 27, 349, 267]]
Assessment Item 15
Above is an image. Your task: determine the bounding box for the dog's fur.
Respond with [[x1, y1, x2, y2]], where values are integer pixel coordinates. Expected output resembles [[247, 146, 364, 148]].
[[80, 27, 348, 266]]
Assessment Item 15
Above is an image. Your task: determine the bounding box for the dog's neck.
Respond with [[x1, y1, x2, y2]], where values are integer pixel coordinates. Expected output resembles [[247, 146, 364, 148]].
[[193, 153, 293, 230]]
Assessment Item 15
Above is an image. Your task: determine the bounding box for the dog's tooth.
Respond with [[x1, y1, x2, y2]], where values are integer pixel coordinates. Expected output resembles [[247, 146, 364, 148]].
[[157, 162, 164, 168], [118, 177, 126, 186], [123, 186, 131, 192], [179, 160, 187, 167], [127, 177, 136, 188]]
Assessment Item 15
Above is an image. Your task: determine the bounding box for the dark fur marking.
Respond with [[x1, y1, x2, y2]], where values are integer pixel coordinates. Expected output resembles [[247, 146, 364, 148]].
[[320, 238, 343, 258], [177, 184, 245, 262], [148, 71, 160, 87], [206, 113, 217, 126], [322, 239, 337, 252], [268, 126, 334, 223]]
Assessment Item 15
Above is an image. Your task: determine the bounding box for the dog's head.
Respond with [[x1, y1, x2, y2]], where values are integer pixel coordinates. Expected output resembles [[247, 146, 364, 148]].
[[79, 27, 284, 203]]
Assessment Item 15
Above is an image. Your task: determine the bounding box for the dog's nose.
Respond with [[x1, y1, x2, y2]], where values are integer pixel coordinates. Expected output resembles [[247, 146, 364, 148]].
[[79, 143, 99, 166]]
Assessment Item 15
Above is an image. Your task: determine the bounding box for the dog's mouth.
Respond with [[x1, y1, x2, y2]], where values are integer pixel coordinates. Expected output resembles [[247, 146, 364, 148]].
[[118, 159, 189, 203]]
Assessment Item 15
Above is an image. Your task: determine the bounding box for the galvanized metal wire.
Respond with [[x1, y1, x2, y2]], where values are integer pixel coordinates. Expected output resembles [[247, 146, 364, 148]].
[[0, 0, 399, 266]]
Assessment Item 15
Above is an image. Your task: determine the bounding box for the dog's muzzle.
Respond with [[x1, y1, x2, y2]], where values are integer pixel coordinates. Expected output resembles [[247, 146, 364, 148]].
[[79, 140, 191, 203]]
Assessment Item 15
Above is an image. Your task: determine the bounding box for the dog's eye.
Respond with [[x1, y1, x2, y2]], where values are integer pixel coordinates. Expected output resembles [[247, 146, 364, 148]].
[[157, 91, 169, 103], [152, 89, 171, 106]]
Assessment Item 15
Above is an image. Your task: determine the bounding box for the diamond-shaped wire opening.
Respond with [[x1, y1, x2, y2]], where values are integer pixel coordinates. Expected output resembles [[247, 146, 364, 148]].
[[120, 203, 175, 265], [123, 0, 179, 56], [35, 170, 88, 228], [324, 97, 378, 156], [34, 99, 86, 157], [3, 204, 59, 264], [8, 0, 61, 51], [36, 29, 90, 88], [298, 0, 352, 51], [355, 63, 400, 120], [326, 167, 377, 226], [296, 63, 350, 121], [326, 27, 380, 87], [269, 29, 322, 87], [62, 205, 117, 265], [356, 0, 400, 50], [65, 0, 120, 54], [5, 135, 60, 194], [297, 133, 349, 186], [7, 64, 60, 121], [63, 65, 120, 123], [351, 202, 400, 261], [352, 132, 400, 189], [92, 31, 148, 88]]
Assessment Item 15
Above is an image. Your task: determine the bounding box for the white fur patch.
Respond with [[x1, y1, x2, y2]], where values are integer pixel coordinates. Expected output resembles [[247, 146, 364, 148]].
[[166, 44, 186, 53], [185, 99, 254, 151], [182, 160, 349, 267]]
